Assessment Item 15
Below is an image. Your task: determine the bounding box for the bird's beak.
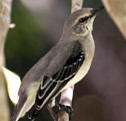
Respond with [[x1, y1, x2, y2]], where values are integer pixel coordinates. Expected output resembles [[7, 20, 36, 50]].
[[90, 6, 104, 18]]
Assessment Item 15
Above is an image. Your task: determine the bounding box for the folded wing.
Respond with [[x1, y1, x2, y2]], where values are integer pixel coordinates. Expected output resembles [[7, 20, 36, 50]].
[[28, 41, 85, 120]]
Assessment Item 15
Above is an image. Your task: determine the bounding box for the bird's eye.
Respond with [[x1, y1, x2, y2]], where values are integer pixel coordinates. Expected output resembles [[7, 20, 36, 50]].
[[79, 16, 89, 23]]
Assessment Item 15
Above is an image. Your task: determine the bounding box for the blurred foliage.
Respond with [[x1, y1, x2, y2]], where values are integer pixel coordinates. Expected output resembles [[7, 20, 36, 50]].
[[5, 0, 53, 77], [72, 96, 104, 121], [84, 0, 102, 7], [5, 0, 54, 121]]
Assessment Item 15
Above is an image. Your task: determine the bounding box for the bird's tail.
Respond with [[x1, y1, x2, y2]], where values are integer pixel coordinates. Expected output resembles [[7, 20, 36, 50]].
[[10, 95, 27, 121]]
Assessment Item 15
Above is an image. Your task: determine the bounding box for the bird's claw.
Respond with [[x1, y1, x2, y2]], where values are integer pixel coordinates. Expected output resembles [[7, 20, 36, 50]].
[[27, 105, 39, 121], [56, 103, 73, 120]]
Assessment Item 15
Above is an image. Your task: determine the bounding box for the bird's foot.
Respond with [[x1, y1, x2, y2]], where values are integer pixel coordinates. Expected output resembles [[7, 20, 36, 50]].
[[27, 105, 39, 121], [56, 103, 73, 120]]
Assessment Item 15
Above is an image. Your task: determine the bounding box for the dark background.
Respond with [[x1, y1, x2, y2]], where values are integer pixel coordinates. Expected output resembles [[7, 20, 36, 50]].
[[6, 0, 126, 121]]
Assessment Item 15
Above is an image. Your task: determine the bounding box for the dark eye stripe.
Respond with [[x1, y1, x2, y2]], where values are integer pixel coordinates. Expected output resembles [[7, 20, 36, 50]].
[[79, 16, 89, 23]]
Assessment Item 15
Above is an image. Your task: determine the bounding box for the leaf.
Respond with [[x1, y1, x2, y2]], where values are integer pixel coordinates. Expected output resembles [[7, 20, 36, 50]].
[[2, 67, 21, 105]]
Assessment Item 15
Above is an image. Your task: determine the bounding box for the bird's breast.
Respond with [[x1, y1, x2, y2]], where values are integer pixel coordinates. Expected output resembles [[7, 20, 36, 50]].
[[63, 36, 95, 90]]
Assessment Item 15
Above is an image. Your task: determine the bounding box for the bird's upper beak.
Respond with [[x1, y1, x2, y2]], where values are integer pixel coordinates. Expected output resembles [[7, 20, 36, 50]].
[[90, 6, 104, 18]]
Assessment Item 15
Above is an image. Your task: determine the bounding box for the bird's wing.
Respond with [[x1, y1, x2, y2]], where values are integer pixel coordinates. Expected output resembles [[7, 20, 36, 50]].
[[28, 40, 85, 119]]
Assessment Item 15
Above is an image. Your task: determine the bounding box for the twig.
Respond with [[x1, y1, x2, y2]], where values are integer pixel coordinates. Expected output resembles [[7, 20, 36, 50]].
[[58, 86, 74, 121], [58, 1, 83, 121], [0, 0, 13, 121], [71, 0, 83, 13]]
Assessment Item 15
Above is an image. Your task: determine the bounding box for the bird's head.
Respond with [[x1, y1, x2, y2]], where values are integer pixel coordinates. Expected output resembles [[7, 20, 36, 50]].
[[63, 7, 104, 37]]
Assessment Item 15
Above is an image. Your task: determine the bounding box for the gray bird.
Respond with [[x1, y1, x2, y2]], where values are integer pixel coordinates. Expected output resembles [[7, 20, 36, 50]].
[[10, 7, 103, 121]]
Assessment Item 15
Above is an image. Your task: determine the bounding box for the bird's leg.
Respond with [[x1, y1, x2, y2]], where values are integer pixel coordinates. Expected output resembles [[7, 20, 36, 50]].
[[56, 103, 73, 120], [57, 86, 74, 120]]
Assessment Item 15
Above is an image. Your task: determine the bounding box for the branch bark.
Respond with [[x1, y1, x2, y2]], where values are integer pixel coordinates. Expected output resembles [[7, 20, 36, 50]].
[[71, 0, 83, 13], [0, 0, 13, 120], [102, 0, 126, 39], [58, 0, 83, 121]]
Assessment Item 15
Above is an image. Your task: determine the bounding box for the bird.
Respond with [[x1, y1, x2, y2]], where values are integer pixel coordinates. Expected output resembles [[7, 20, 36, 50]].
[[10, 6, 104, 121]]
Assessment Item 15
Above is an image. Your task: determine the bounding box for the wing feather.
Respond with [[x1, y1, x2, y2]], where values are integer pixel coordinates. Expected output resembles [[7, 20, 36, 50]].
[[28, 41, 85, 120]]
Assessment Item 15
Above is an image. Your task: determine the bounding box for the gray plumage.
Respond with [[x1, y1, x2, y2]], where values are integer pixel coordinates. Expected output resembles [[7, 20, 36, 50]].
[[11, 8, 97, 121]]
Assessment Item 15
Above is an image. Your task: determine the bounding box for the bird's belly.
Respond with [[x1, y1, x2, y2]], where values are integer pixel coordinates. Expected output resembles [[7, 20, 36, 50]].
[[63, 59, 92, 90]]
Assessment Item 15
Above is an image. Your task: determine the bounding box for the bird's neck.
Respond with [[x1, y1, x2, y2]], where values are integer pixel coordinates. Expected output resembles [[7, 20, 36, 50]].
[[60, 30, 94, 44], [79, 33, 95, 60]]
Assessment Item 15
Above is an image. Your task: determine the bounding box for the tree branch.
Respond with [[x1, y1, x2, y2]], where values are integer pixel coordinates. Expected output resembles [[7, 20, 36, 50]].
[[0, 0, 13, 121], [71, 0, 83, 13], [102, 0, 126, 39], [58, 86, 74, 121]]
